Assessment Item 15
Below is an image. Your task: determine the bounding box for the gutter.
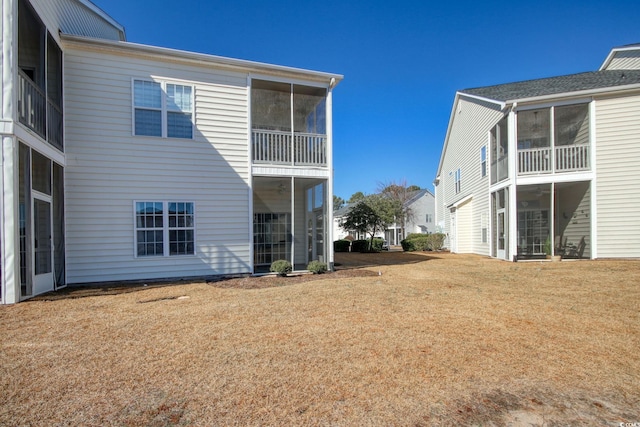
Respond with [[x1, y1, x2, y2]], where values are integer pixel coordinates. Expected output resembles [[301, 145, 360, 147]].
[[60, 34, 344, 85]]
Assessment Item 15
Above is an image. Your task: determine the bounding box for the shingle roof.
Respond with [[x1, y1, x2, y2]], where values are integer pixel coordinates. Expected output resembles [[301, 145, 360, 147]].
[[460, 70, 640, 102]]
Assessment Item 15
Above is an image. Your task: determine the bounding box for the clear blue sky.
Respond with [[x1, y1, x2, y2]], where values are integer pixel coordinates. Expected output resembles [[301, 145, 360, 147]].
[[93, 0, 639, 200]]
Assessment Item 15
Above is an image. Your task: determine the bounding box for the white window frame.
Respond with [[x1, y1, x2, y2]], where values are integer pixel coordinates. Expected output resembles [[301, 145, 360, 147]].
[[134, 201, 196, 257], [132, 78, 194, 139], [454, 168, 461, 194]]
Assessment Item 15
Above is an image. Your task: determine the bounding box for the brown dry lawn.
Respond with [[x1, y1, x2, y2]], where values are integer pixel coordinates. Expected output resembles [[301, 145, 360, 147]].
[[1, 252, 639, 426]]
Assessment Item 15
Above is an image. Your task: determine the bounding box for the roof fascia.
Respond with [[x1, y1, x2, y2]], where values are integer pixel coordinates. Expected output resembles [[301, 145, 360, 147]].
[[60, 34, 344, 84]]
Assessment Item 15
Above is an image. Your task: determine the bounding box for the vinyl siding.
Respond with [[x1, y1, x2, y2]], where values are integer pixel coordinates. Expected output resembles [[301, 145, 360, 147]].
[[28, 0, 123, 43], [594, 93, 640, 257], [64, 46, 252, 283], [456, 198, 473, 253], [604, 51, 640, 71], [437, 97, 504, 255]]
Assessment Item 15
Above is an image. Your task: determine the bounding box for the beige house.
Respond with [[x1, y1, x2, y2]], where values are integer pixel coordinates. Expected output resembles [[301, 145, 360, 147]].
[[435, 44, 640, 261], [1, 0, 341, 303]]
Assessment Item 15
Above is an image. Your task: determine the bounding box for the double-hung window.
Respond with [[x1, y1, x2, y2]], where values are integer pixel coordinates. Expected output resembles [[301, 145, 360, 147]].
[[133, 79, 193, 139], [454, 168, 461, 194], [481, 146, 487, 177], [135, 201, 195, 257]]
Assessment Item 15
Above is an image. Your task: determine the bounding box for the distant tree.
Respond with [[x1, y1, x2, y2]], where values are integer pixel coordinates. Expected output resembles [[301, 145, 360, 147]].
[[341, 194, 397, 251], [333, 195, 345, 211], [377, 180, 418, 232], [348, 191, 366, 204]]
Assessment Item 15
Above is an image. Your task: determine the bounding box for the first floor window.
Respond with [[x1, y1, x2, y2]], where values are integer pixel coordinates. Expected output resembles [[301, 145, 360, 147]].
[[481, 212, 488, 244], [135, 201, 195, 257]]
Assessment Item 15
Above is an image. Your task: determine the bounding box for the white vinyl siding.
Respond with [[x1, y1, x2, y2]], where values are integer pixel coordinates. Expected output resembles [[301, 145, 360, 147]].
[[63, 46, 251, 283], [456, 198, 473, 253], [594, 93, 640, 258], [603, 51, 640, 71], [437, 97, 504, 255]]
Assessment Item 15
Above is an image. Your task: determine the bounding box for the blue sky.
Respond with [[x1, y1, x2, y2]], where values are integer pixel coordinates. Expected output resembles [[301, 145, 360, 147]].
[[93, 0, 639, 200]]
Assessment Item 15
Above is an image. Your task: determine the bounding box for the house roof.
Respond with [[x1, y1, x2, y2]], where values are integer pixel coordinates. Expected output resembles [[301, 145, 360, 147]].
[[460, 70, 640, 103]]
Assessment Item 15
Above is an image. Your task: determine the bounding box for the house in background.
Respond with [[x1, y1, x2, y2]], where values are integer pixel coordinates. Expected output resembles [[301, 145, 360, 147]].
[[1, 0, 341, 303], [435, 44, 640, 261], [333, 189, 435, 245], [384, 189, 435, 245]]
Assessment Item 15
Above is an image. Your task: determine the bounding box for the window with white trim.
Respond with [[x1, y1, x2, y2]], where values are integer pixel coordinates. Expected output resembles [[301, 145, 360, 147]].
[[481, 212, 488, 244], [135, 201, 195, 257], [454, 168, 461, 194], [133, 79, 193, 139]]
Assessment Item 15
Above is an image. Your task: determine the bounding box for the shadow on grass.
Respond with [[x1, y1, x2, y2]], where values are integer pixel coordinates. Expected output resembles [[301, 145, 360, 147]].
[[334, 250, 442, 270]]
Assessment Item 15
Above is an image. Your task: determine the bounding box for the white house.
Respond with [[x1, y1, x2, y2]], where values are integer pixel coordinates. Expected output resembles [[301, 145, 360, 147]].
[[435, 44, 640, 261], [333, 189, 435, 245], [0, 0, 342, 303], [384, 189, 436, 245]]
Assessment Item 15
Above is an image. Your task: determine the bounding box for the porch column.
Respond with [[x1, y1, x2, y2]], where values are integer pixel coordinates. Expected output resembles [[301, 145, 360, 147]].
[[508, 109, 518, 261], [2, 136, 18, 303]]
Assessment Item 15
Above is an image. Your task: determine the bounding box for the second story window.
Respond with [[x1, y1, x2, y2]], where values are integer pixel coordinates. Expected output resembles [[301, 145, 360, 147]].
[[481, 146, 487, 177], [133, 79, 193, 139], [454, 168, 461, 194]]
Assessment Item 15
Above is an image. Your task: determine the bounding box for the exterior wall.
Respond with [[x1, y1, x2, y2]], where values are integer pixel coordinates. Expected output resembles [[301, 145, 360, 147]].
[[29, 0, 123, 44], [436, 96, 504, 255], [603, 50, 640, 71], [456, 198, 473, 253], [594, 92, 640, 258], [63, 45, 252, 283], [405, 191, 436, 234]]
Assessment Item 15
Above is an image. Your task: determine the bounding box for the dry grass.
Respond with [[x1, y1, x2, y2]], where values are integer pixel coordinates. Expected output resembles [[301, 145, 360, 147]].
[[1, 252, 639, 426]]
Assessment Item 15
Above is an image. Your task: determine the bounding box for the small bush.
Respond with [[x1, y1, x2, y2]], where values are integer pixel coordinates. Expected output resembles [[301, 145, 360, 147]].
[[270, 259, 292, 276], [370, 237, 385, 252], [351, 239, 369, 253], [333, 239, 351, 253], [401, 233, 446, 252], [307, 260, 327, 274]]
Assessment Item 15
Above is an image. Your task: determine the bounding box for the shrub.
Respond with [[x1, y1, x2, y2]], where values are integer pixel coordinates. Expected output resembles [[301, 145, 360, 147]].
[[307, 260, 327, 274], [370, 237, 385, 252], [401, 233, 446, 252], [334, 239, 351, 253], [270, 259, 292, 276], [351, 239, 369, 253], [428, 233, 446, 251]]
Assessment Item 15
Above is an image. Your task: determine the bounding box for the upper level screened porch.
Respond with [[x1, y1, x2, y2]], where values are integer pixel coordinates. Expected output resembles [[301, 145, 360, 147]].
[[251, 80, 328, 167], [491, 103, 591, 184], [17, 0, 64, 151]]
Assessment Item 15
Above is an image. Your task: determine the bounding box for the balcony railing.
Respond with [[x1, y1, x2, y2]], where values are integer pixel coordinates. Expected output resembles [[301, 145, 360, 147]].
[[252, 129, 327, 166], [518, 144, 589, 175], [17, 70, 63, 151]]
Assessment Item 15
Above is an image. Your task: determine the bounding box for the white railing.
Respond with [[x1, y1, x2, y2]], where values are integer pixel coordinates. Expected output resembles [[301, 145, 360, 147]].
[[18, 70, 46, 139], [517, 144, 590, 175], [518, 147, 551, 174], [555, 144, 589, 171], [252, 129, 327, 166], [18, 70, 64, 150]]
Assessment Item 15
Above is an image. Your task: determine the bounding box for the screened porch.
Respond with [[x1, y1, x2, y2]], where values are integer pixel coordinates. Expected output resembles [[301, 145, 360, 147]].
[[251, 80, 327, 167]]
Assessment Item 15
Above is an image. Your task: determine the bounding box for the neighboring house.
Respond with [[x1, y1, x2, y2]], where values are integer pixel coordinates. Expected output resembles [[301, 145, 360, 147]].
[[435, 44, 640, 261], [333, 189, 435, 245], [384, 189, 435, 245], [1, 0, 342, 303]]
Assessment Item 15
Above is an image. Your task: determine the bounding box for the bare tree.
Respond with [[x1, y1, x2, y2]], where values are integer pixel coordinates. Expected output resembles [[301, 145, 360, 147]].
[[376, 179, 419, 239]]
